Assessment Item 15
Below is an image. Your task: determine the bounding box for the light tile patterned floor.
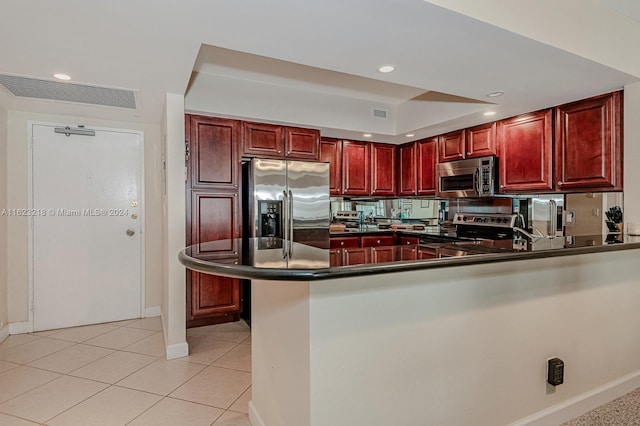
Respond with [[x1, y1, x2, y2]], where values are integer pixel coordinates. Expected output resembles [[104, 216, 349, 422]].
[[0, 318, 252, 425]]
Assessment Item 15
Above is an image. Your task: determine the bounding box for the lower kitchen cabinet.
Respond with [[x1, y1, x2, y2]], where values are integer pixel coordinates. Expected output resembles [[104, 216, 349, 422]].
[[343, 247, 370, 265], [361, 235, 395, 247], [330, 249, 343, 266], [187, 259, 241, 327], [330, 236, 360, 249], [400, 236, 420, 245], [370, 246, 394, 263], [399, 246, 418, 261]]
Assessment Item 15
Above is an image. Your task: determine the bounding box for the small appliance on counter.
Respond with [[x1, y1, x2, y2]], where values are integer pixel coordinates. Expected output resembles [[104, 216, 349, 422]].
[[332, 211, 363, 232]]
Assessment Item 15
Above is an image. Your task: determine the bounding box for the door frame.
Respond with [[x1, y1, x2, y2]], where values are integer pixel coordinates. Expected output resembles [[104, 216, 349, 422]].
[[27, 121, 146, 332]]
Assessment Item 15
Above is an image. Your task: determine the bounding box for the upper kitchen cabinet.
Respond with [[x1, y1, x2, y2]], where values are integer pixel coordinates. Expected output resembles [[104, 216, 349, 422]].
[[370, 143, 396, 196], [186, 114, 241, 189], [243, 122, 320, 160], [319, 138, 342, 195], [243, 121, 284, 158], [555, 91, 622, 191], [342, 140, 371, 196], [498, 109, 553, 193], [398, 142, 417, 196], [465, 122, 497, 159], [285, 126, 320, 160], [438, 129, 465, 162], [417, 137, 438, 195]]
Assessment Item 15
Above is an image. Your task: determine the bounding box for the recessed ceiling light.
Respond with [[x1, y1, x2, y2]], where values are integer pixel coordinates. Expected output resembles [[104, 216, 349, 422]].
[[405, 134, 415, 137], [53, 73, 71, 81], [486, 91, 504, 97], [363, 133, 372, 138], [377, 65, 395, 73], [483, 111, 496, 116]]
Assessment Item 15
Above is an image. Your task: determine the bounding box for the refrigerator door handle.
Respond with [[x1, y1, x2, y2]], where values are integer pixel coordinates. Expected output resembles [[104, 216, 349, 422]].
[[288, 189, 294, 258], [282, 190, 288, 259]]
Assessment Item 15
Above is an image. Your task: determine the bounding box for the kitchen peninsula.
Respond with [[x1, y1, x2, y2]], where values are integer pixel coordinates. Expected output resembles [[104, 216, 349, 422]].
[[180, 236, 640, 426]]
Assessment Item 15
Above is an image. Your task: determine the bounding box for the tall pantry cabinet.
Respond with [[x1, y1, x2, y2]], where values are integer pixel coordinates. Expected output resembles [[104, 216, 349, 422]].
[[185, 115, 242, 328]]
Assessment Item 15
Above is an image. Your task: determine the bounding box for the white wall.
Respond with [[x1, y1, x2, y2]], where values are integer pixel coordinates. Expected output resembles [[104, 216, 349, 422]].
[[5, 111, 162, 327], [161, 93, 187, 359], [624, 82, 640, 225], [0, 105, 8, 340]]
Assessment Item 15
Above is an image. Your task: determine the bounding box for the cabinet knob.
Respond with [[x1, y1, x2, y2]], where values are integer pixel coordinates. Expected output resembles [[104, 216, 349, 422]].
[[340, 241, 345, 246], [377, 239, 381, 244], [557, 181, 563, 186], [500, 185, 505, 189], [277, 150, 282, 154]]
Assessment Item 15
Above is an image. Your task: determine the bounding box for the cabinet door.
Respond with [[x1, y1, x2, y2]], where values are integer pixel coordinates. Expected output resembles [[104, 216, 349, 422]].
[[329, 249, 343, 266], [320, 138, 342, 195], [555, 91, 622, 191], [498, 109, 553, 192], [243, 122, 284, 158], [342, 141, 371, 195], [400, 236, 420, 245], [399, 246, 417, 261], [371, 143, 396, 196], [343, 247, 370, 265], [189, 191, 241, 257], [330, 236, 360, 249], [438, 130, 465, 162], [417, 246, 438, 259], [371, 247, 394, 263], [466, 122, 497, 159], [361, 235, 395, 247], [417, 137, 437, 195], [285, 127, 320, 160], [398, 142, 417, 195], [187, 115, 240, 189], [188, 260, 240, 323]]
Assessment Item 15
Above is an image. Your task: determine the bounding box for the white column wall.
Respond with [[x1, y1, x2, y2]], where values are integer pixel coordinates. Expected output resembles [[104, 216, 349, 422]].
[[161, 93, 187, 358], [0, 105, 8, 341], [623, 82, 640, 225]]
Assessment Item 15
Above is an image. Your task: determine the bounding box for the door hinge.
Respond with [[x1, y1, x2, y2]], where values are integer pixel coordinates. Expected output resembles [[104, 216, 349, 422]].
[[185, 141, 190, 163]]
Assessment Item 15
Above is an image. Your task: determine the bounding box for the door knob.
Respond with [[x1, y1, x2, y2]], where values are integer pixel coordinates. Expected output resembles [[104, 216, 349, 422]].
[[126, 229, 135, 236]]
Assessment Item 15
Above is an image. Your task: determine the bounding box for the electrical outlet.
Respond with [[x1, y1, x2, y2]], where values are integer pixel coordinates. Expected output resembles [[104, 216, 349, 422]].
[[566, 210, 575, 225], [592, 208, 599, 217]]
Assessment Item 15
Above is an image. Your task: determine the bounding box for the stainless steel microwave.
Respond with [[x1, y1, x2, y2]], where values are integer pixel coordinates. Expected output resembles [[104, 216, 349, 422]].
[[436, 155, 497, 198]]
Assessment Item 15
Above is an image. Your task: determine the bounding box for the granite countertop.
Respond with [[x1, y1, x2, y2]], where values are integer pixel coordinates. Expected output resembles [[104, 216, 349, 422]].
[[178, 233, 640, 281]]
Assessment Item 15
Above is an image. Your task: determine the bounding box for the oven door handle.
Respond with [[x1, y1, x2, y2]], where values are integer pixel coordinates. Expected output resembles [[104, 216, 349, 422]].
[[282, 190, 288, 259]]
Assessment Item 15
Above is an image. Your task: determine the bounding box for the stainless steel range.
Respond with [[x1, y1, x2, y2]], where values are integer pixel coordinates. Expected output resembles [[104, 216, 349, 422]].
[[453, 212, 518, 240]]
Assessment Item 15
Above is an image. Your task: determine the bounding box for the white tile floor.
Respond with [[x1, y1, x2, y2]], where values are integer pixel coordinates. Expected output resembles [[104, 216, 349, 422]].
[[0, 318, 252, 425]]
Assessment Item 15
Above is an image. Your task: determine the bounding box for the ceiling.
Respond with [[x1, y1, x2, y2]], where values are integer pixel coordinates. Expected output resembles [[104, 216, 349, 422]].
[[1, 0, 639, 143]]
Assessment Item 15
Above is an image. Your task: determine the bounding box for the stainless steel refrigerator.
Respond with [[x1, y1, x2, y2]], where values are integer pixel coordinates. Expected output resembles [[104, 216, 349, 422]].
[[245, 158, 330, 252]]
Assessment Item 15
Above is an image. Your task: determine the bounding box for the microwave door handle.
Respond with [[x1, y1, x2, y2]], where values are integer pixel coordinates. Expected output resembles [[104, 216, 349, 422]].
[[474, 169, 480, 195], [282, 190, 288, 259], [549, 200, 557, 237]]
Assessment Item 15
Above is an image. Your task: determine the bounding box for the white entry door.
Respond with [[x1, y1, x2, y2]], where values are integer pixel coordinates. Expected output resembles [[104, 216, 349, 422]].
[[31, 123, 143, 331]]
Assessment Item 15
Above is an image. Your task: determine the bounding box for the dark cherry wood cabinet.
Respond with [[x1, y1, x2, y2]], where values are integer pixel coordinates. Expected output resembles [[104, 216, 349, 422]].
[[438, 130, 465, 162], [243, 121, 284, 158], [417, 137, 438, 195], [243, 122, 320, 160], [399, 236, 420, 245], [330, 236, 360, 249], [320, 138, 342, 196], [398, 142, 417, 196], [370, 247, 394, 263], [342, 141, 371, 196], [342, 247, 370, 266], [498, 109, 553, 193], [370, 143, 396, 196], [284, 126, 320, 160], [187, 115, 240, 189], [465, 122, 497, 159], [555, 91, 622, 191], [186, 114, 243, 328], [329, 249, 343, 266], [361, 235, 395, 247]]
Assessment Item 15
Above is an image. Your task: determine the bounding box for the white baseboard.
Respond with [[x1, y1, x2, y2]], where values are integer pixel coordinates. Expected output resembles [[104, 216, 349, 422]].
[[165, 342, 189, 360], [510, 369, 640, 426], [144, 306, 161, 317], [8, 321, 32, 335], [248, 401, 266, 426], [0, 324, 9, 344]]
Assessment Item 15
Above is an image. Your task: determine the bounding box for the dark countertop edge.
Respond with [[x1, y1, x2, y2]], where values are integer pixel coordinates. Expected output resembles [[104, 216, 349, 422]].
[[178, 241, 640, 282]]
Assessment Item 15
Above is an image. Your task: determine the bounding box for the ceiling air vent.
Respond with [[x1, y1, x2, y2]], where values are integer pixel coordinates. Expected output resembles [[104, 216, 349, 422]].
[[0, 74, 137, 109], [372, 108, 388, 119]]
